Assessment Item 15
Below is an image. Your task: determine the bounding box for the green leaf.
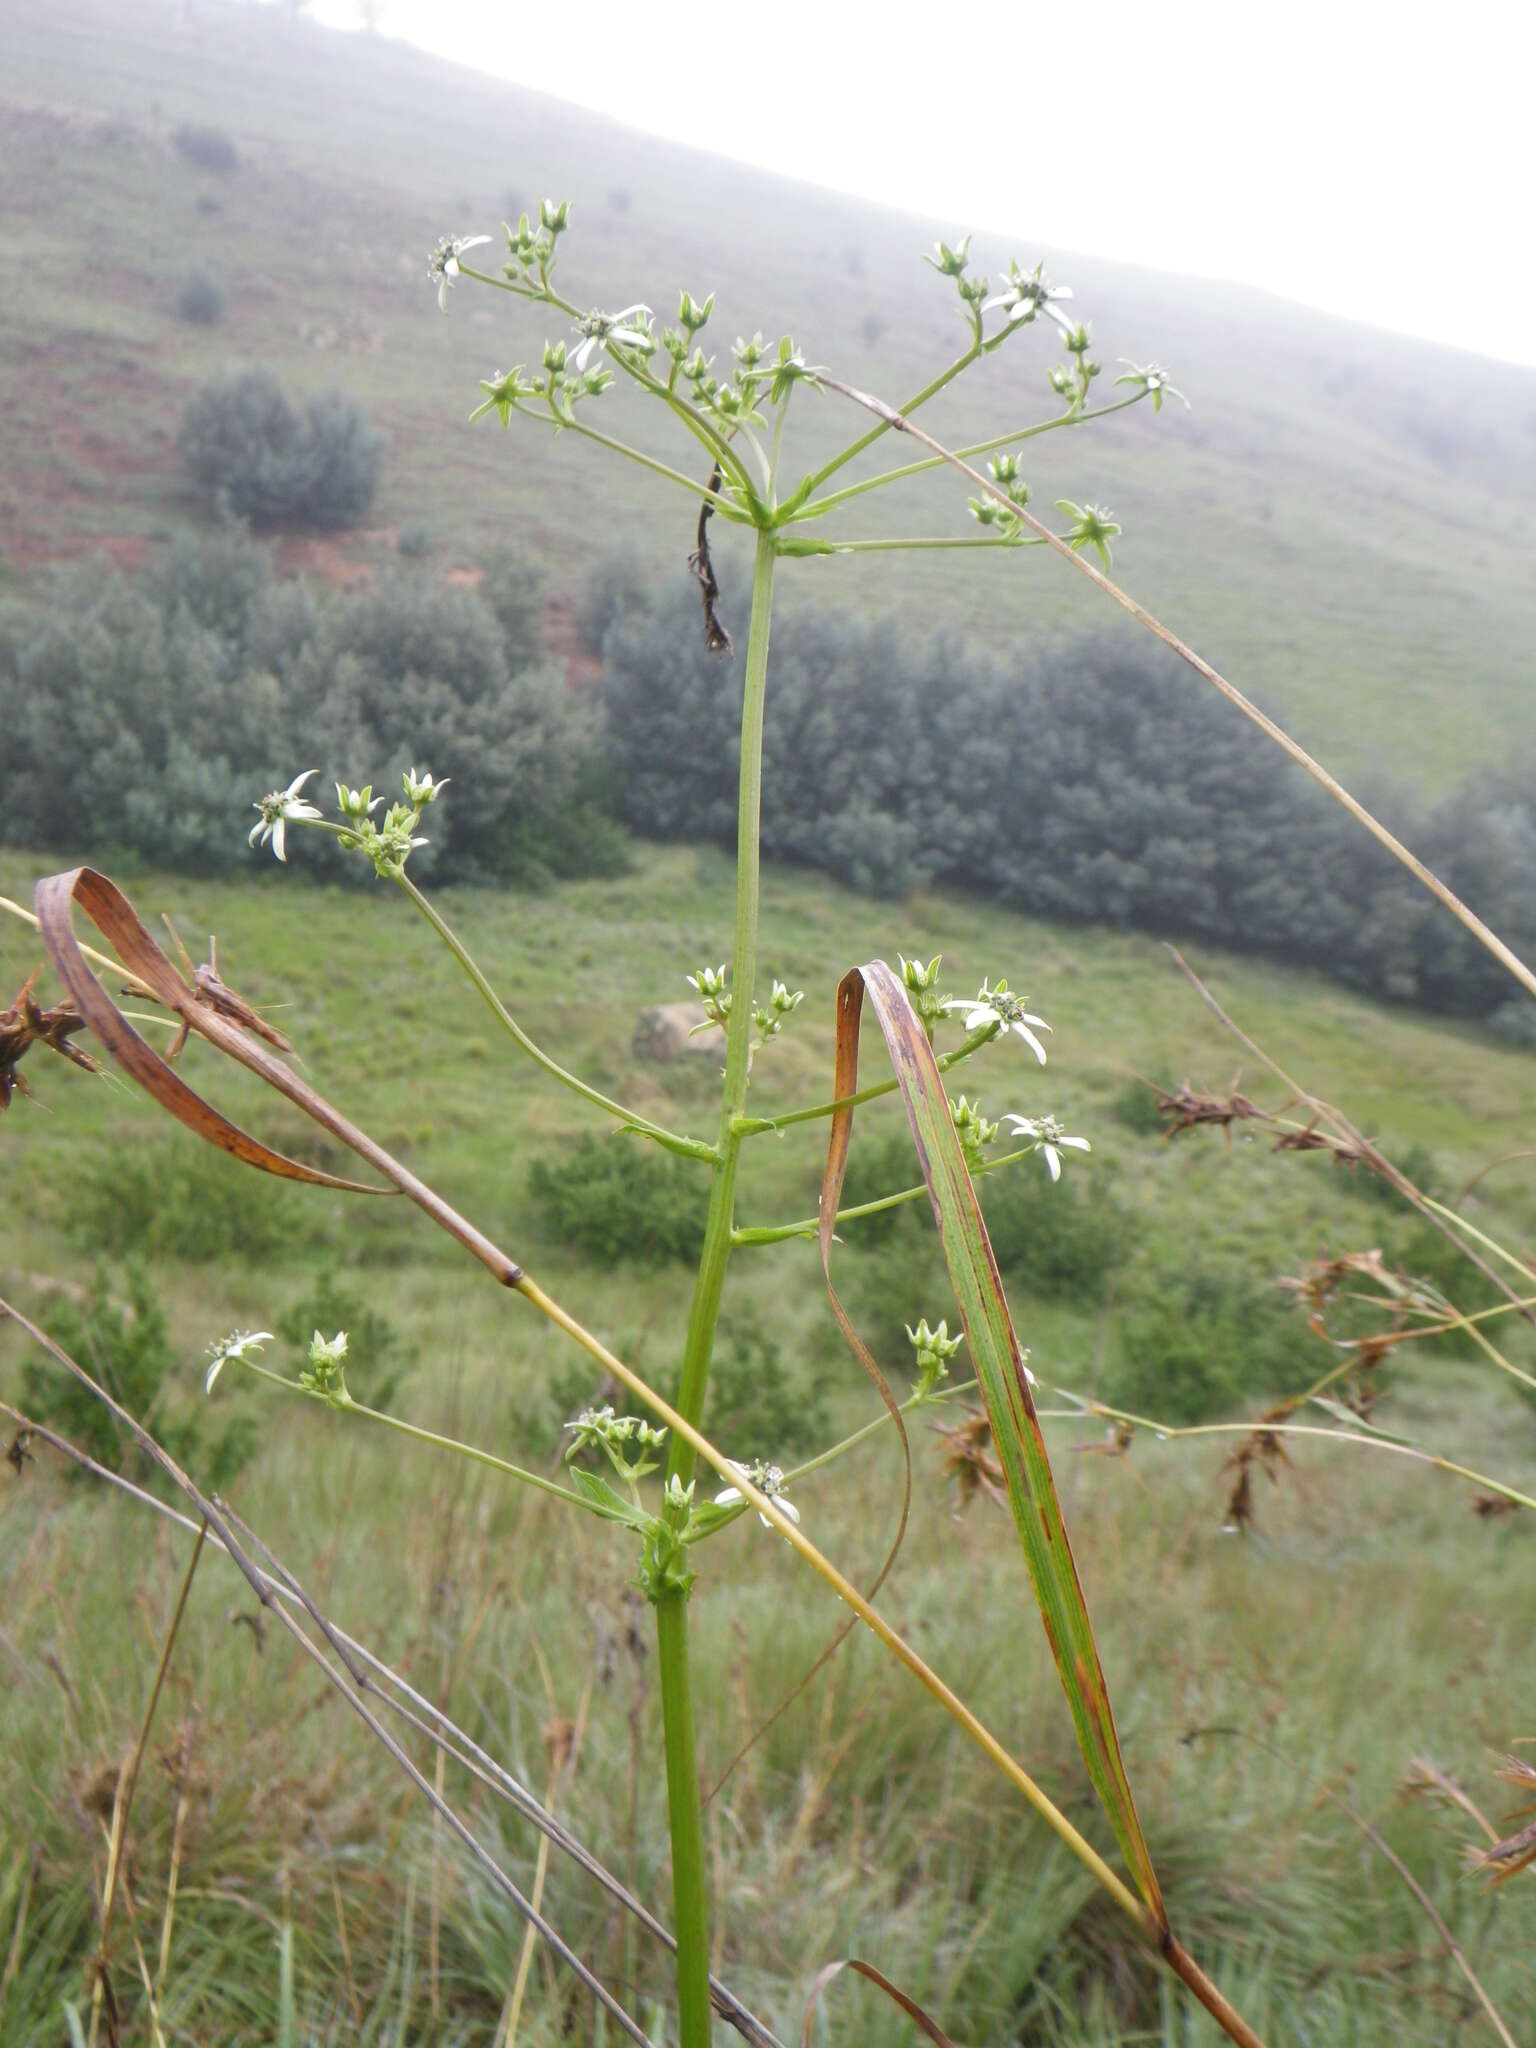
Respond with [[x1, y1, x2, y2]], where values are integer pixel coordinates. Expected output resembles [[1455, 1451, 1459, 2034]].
[[568, 1468, 655, 1532], [821, 959, 1166, 1924]]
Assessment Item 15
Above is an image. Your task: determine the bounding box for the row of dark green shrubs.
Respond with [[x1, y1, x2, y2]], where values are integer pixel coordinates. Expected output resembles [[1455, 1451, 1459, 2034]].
[[3, 526, 1533, 1031], [0, 532, 624, 885], [592, 556, 1536, 1036]]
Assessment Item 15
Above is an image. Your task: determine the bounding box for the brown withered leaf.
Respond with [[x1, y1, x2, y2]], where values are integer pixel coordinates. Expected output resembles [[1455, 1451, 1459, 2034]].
[[0, 966, 101, 1110], [34, 867, 522, 1285], [1154, 1077, 1261, 1143], [932, 1405, 1008, 1511]]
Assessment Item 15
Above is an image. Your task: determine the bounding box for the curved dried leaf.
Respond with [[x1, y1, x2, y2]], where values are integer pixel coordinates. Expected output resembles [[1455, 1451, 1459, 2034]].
[[35, 867, 522, 1285], [825, 960, 1164, 1923], [801, 1957, 957, 2047]]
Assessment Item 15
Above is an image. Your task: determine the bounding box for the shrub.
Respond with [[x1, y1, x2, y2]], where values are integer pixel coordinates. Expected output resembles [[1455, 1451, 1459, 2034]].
[[529, 1135, 706, 1265], [397, 521, 432, 560], [981, 1162, 1132, 1302], [176, 266, 225, 325], [177, 369, 384, 529], [173, 123, 239, 173], [69, 1141, 312, 1266], [1103, 1265, 1314, 1423], [22, 1264, 259, 1488]]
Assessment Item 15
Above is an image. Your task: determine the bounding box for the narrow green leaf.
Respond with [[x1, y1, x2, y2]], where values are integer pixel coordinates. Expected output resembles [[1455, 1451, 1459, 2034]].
[[823, 961, 1165, 1922]]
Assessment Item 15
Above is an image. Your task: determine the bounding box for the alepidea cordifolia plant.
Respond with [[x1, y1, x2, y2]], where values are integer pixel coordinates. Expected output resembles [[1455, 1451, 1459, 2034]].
[[11, 202, 1536, 2048], [211, 205, 1264, 2043]]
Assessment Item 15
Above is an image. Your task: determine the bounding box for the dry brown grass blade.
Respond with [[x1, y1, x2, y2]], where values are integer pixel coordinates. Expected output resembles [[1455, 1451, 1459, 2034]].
[[34, 867, 524, 1285], [800, 1956, 959, 2046]]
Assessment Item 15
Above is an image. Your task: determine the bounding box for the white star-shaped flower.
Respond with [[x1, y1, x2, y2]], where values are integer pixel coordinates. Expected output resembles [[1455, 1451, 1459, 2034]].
[[204, 1328, 274, 1394], [428, 233, 492, 311], [1001, 1112, 1091, 1183], [941, 981, 1051, 1066], [713, 1459, 800, 1531], [571, 304, 653, 373], [249, 771, 322, 863]]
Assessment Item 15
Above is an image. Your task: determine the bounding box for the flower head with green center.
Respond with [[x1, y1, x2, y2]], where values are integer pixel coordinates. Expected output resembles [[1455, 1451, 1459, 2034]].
[[1055, 500, 1121, 570], [1115, 361, 1189, 412], [565, 1404, 668, 1483], [249, 771, 322, 863], [203, 1328, 273, 1395], [1001, 1112, 1091, 1182], [687, 964, 731, 1032], [713, 1459, 800, 1531], [950, 1094, 998, 1172], [924, 234, 972, 279], [571, 305, 653, 374], [428, 234, 491, 311], [402, 767, 448, 807], [941, 981, 1051, 1065], [983, 260, 1075, 335]]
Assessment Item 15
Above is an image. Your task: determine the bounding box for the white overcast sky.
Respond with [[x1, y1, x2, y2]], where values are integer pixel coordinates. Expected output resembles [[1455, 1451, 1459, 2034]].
[[312, 0, 1535, 369]]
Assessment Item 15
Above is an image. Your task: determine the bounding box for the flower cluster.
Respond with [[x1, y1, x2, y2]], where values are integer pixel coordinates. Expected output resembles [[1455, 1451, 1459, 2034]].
[[565, 1404, 669, 1484], [950, 1093, 998, 1172], [752, 978, 804, 1050], [969, 447, 1033, 537], [1115, 361, 1189, 413], [686, 963, 731, 1032], [300, 1329, 351, 1406], [336, 767, 445, 878], [983, 259, 1075, 338], [905, 1316, 965, 1401], [1054, 500, 1121, 571]]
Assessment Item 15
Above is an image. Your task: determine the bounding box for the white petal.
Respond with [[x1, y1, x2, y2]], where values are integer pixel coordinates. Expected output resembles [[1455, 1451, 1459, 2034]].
[[1011, 1020, 1049, 1065], [438, 276, 450, 311], [458, 235, 491, 254], [572, 335, 596, 373], [981, 293, 1008, 314], [1059, 1135, 1091, 1153], [776, 1497, 801, 1525], [272, 817, 287, 862], [1044, 1145, 1062, 1181], [445, 255, 461, 280], [248, 819, 266, 848], [284, 769, 319, 799], [713, 1486, 744, 1507], [205, 1357, 225, 1393]]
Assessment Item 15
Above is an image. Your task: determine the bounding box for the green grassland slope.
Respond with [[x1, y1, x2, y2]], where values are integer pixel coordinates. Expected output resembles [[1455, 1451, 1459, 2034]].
[[3, 0, 1535, 792]]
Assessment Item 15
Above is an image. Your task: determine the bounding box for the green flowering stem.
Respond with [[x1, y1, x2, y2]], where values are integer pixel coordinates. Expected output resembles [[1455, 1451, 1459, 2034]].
[[795, 340, 981, 501], [732, 1027, 995, 1136], [233, 1358, 597, 1513], [732, 1142, 1039, 1245], [393, 873, 716, 1164], [653, 1590, 712, 2048], [781, 392, 1147, 525]]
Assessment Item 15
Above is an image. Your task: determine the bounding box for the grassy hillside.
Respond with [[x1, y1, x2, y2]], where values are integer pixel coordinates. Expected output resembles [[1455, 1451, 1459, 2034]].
[[2, 845, 1535, 2041], [4, 0, 1535, 789]]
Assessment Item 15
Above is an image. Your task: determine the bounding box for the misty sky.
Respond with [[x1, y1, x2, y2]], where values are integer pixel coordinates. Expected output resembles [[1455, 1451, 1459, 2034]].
[[309, 0, 1536, 370]]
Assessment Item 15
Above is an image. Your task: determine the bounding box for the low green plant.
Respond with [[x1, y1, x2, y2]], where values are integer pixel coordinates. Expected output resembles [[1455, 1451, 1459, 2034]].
[[529, 1134, 705, 1265]]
